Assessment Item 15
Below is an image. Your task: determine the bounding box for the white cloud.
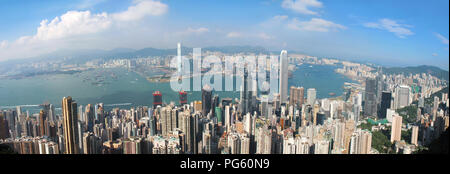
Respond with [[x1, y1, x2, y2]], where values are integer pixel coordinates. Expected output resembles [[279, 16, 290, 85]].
[[112, 0, 168, 21], [186, 27, 209, 34], [35, 11, 112, 41], [434, 33, 449, 45], [432, 53, 438, 57], [281, 0, 323, 15], [258, 32, 274, 40], [288, 18, 346, 32], [364, 18, 414, 38], [227, 32, 243, 38], [0, 0, 169, 60], [273, 15, 289, 21], [0, 40, 7, 48]]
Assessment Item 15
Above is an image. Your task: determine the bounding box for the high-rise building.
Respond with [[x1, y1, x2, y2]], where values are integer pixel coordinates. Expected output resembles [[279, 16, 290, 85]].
[[179, 90, 188, 105], [153, 91, 163, 109], [394, 85, 411, 109], [364, 78, 377, 117], [391, 115, 403, 143], [307, 88, 316, 106], [379, 91, 392, 119], [279, 50, 289, 103], [239, 65, 252, 115], [290, 86, 304, 108], [38, 110, 47, 137], [411, 125, 419, 146], [0, 114, 9, 140], [62, 96, 80, 154], [202, 85, 213, 116]]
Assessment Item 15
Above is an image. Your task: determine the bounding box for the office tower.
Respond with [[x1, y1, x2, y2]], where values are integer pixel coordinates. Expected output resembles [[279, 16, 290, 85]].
[[193, 101, 202, 113], [394, 85, 411, 109], [432, 96, 439, 121], [364, 78, 377, 117], [202, 85, 213, 116], [379, 91, 392, 119], [279, 50, 288, 103], [38, 110, 46, 137], [390, 115, 403, 143], [411, 125, 419, 146], [160, 107, 169, 137], [62, 96, 80, 154], [224, 105, 231, 131], [85, 104, 94, 132], [153, 91, 163, 109], [290, 86, 304, 108], [239, 65, 251, 115], [0, 114, 8, 140], [215, 107, 222, 125], [307, 88, 316, 106], [179, 90, 188, 105]]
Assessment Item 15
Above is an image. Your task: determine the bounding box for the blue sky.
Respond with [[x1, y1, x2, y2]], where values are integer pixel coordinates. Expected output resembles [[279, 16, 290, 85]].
[[0, 0, 448, 69]]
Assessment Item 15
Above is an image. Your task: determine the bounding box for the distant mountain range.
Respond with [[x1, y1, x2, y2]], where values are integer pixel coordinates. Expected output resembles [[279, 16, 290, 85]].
[[383, 65, 449, 81]]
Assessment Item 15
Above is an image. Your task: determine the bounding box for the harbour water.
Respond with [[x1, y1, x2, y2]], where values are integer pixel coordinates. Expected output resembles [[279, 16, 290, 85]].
[[0, 64, 355, 113]]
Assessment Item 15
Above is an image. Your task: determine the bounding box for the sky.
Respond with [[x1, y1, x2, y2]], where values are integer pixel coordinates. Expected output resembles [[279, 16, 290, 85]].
[[0, 0, 448, 69]]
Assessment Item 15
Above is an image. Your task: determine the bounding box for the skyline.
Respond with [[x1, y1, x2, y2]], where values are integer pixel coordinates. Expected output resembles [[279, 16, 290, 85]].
[[0, 0, 449, 70]]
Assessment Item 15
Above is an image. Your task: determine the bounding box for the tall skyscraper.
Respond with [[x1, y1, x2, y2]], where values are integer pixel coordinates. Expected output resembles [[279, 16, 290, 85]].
[[62, 96, 80, 154], [390, 115, 402, 143], [239, 65, 251, 115], [38, 110, 46, 137], [364, 78, 377, 117], [279, 50, 288, 103], [290, 86, 304, 108], [307, 88, 316, 106], [394, 85, 411, 109], [379, 91, 392, 119], [202, 84, 213, 116]]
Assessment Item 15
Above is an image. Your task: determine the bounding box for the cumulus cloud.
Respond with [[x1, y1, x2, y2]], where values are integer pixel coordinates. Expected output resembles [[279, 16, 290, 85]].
[[112, 0, 168, 21], [0, 0, 169, 60], [35, 11, 112, 41], [281, 0, 323, 15], [364, 18, 414, 38], [288, 18, 346, 32], [434, 33, 449, 45]]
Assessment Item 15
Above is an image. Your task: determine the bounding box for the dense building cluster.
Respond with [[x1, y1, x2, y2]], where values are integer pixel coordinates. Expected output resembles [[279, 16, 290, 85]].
[[1, 51, 448, 154]]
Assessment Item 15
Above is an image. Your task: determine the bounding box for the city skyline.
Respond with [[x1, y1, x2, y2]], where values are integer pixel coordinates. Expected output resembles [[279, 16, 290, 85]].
[[0, 0, 449, 69]]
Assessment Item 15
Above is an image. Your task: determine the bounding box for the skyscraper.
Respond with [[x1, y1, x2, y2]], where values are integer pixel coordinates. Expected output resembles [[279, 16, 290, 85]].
[[202, 84, 213, 116], [364, 78, 377, 117], [307, 88, 316, 106], [394, 85, 411, 109], [153, 91, 163, 109], [290, 86, 304, 108], [239, 65, 251, 115], [391, 115, 402, 143], [279, 50, 288, 103], [411, 125, 419, 146], [62, 96, 80, 154], [379, 91, 392, 120], [179, 90, 188, 105]]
